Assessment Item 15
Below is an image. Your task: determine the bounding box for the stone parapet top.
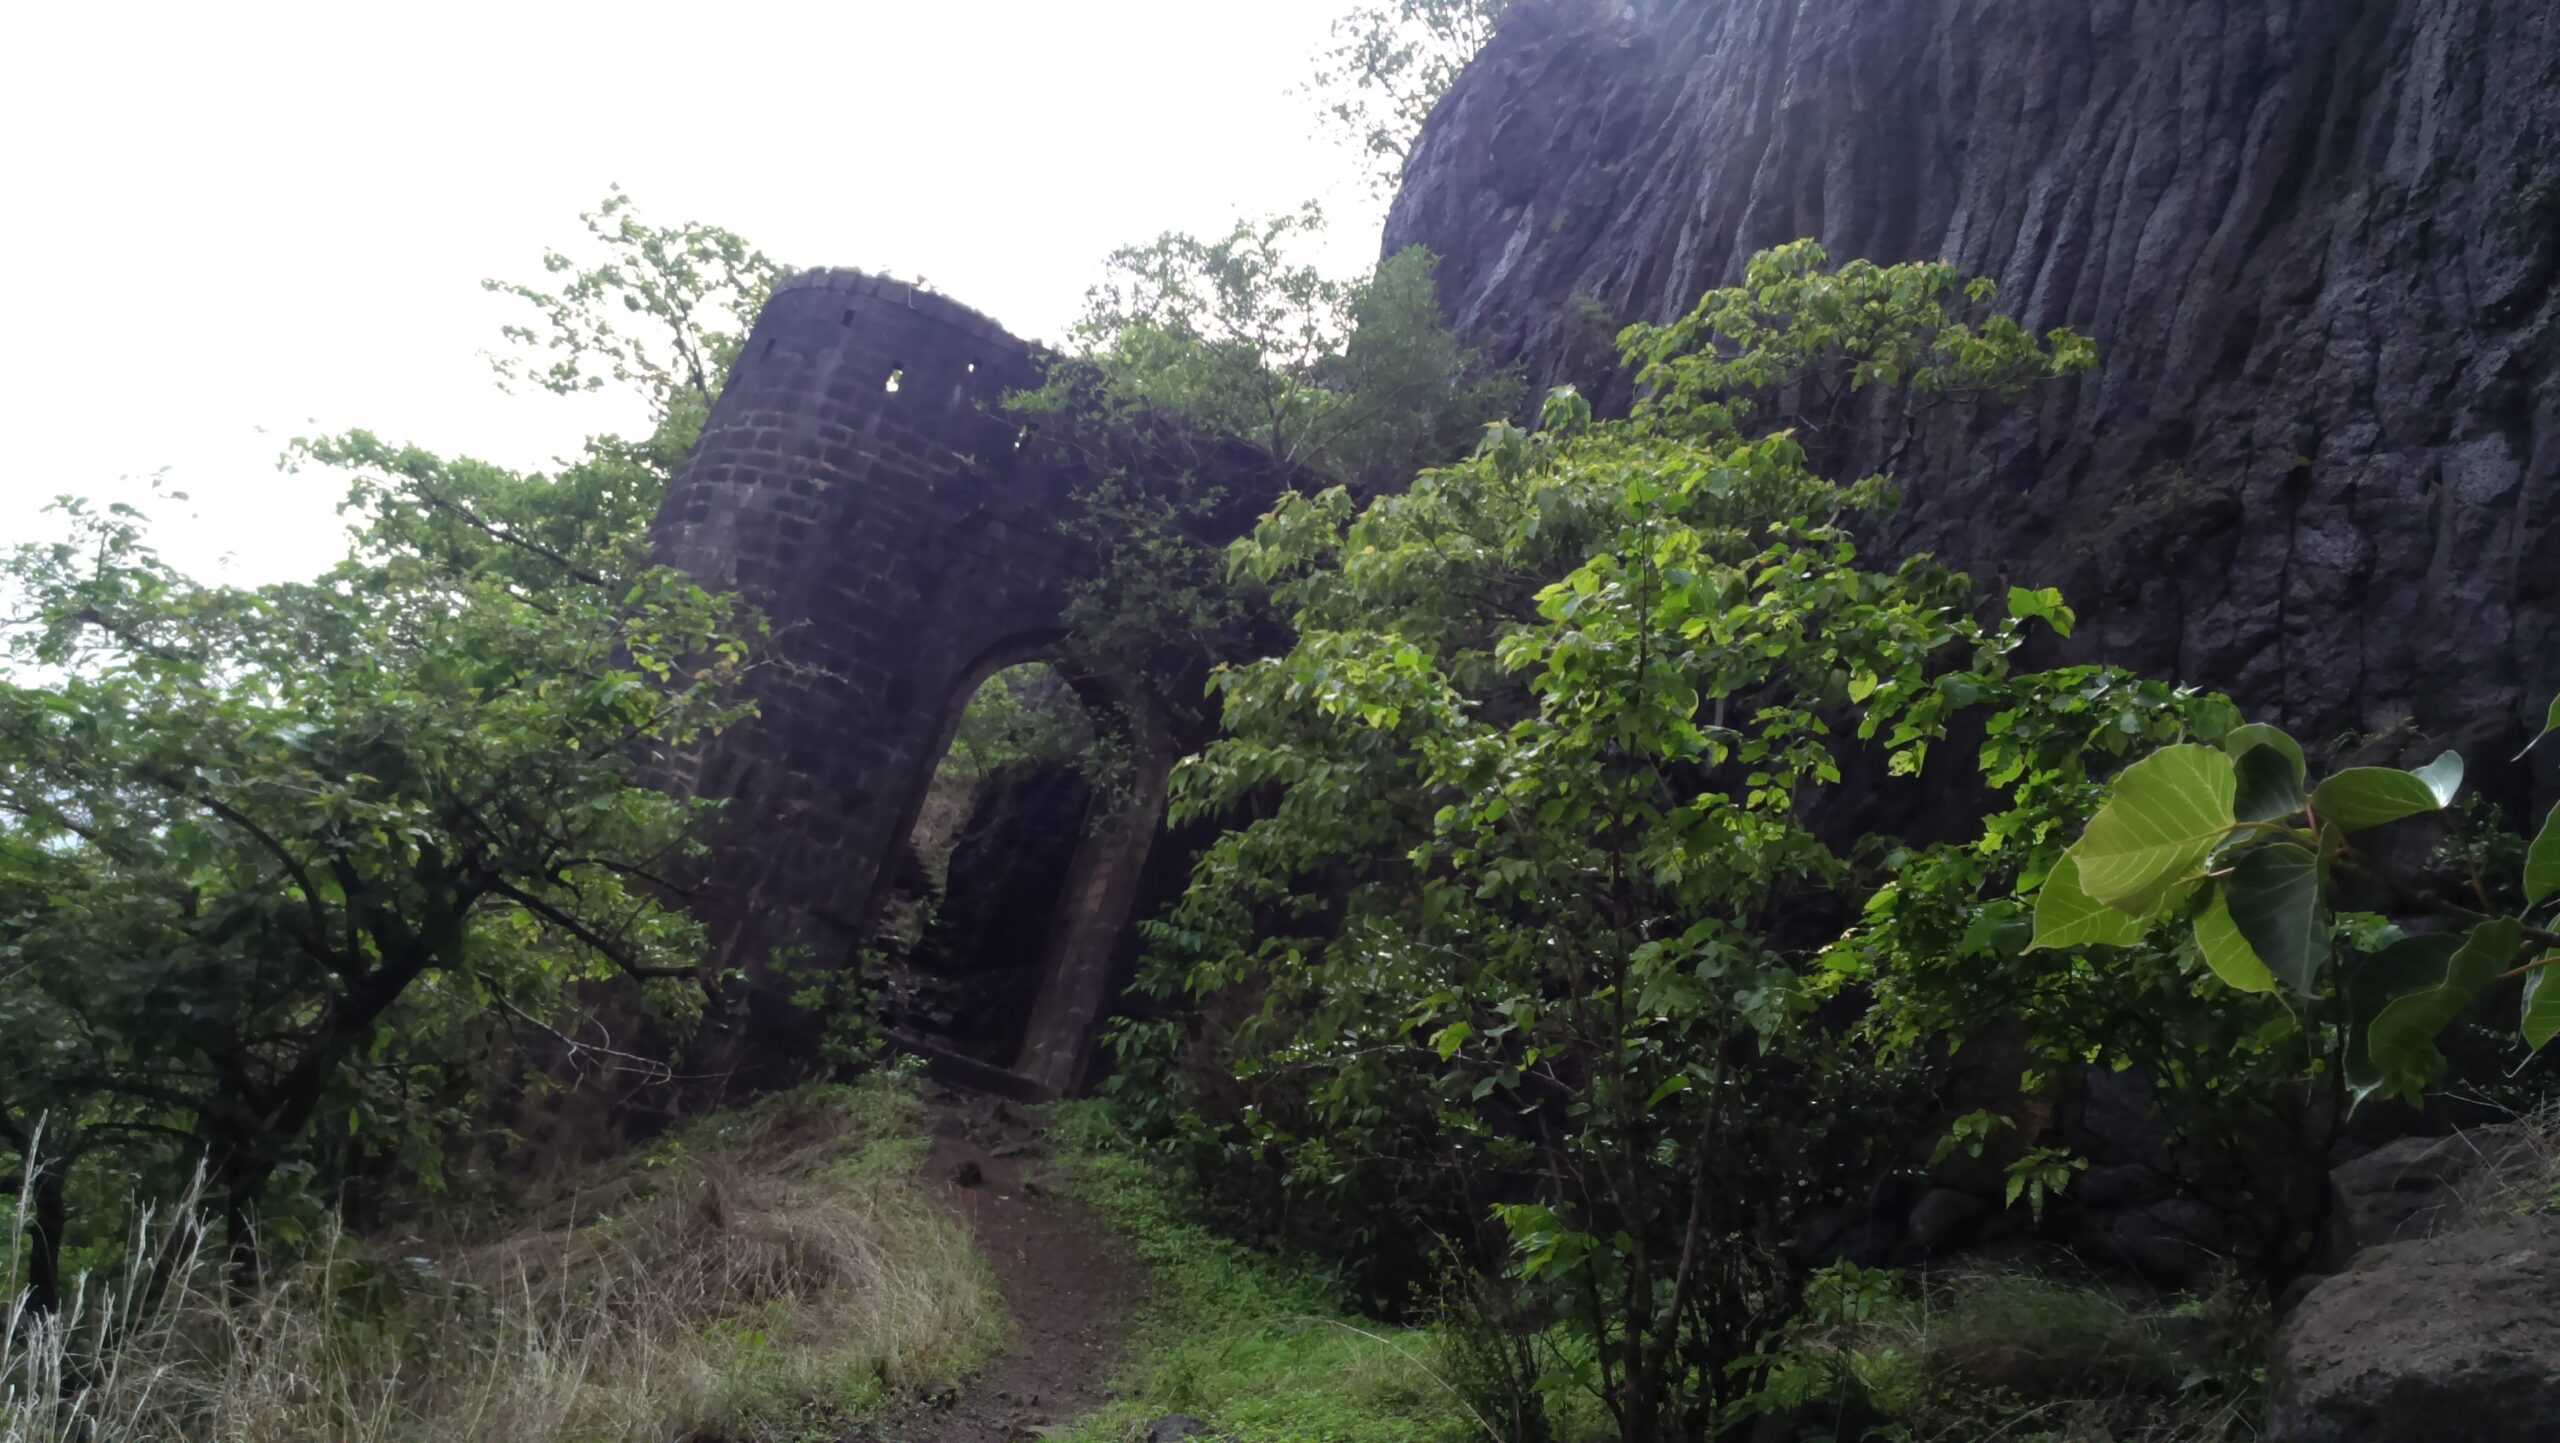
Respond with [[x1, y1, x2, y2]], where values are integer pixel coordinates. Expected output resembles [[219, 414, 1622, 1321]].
[[770, 269, 1029, 351]]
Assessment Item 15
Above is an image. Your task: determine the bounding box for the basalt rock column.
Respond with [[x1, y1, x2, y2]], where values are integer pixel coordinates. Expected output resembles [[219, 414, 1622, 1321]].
[[1390, 0, 2560, 795]]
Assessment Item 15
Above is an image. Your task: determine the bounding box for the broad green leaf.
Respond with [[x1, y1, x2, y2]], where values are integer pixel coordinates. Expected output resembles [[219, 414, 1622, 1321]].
[[2521, 694, 2559, 758], [2192, 888, 2276, 993], [2222, 723, 2305, 782], [2232, 743, 2308, 824], [2006, 586, 2075, 638], [2525, 801, 2560, 907], [2411, 751, 2465, 806], [2028, 850, 2148, 951], [2522, 963, 2560, 1055], [2186, 695, 2244, 745], [1433, 1020, 1475, 1060], [2223, 843, 2326, 994], [2074, 746, 2237, 915], [2342, 934, 2457, 1102], [2350, 921, 2522, 1105], [2310, 751, 2464, 831]]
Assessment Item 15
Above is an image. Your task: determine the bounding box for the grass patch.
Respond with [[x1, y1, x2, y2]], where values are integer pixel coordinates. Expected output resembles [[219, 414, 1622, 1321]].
[[1044, 1102, 1486, 1443], [5, 1075, 1000, 1443], [1757, 1267, 2267, 1443]]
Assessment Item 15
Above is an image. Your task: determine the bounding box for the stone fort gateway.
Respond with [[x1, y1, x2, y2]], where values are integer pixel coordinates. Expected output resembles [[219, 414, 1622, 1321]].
[[651, 269, 1293, 1099]]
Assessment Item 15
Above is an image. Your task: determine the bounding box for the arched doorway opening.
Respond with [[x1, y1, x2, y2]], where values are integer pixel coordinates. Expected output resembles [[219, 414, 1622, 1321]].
[[866, 644, 1175, 1096]]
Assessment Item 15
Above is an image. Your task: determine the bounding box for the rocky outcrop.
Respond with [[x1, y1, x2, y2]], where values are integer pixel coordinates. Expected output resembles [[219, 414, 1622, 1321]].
[[2331, 1127, 2526, 1249], [1387, 0, 2560, 782], [2269, 1217, 2560, 1442]]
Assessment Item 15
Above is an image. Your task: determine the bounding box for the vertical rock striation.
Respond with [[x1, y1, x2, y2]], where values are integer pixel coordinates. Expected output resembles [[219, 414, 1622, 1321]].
[[1387, 0, 2559, 779]]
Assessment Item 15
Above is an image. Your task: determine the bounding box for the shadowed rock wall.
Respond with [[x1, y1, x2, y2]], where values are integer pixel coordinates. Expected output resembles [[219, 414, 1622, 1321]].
[[1388, 0, 2559, 788]]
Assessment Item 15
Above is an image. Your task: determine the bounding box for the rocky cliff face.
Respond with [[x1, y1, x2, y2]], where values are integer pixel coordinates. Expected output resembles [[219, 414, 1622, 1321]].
[[1387, 0, 2558, 782]]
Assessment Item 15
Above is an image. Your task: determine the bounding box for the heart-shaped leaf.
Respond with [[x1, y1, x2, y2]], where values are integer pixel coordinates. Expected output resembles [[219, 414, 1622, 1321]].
[[2222, 723, 2305, 784], [2348, 921, 2522, 1106], [2074, 746, 2237, 916], [2233, 743, 2308, 824], [2028, 850, 2150, 951], [2522, 963, 2560, 1055], [2525, 801, 2559, 908], [2518, 694, 2559, 759], [2192, 888, 2276, 993], [2223, 843, 2325, 994], [2311, 751, 2464, 832]]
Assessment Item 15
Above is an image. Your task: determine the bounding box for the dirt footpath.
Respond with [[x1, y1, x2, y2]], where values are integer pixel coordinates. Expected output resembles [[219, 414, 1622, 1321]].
[[868, 1092, 1145, 1443]]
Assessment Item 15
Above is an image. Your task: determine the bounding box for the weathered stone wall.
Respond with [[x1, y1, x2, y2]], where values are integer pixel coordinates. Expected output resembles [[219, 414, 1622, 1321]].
[[651, 273, 1240, 1093], [1388, 0, 2559, 792]]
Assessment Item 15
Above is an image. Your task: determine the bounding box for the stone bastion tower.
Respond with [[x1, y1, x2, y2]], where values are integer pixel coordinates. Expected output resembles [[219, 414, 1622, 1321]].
[[650, 270, 1287, 1098]]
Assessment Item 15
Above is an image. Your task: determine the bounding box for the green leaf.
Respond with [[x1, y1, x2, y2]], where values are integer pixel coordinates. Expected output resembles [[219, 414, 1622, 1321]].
[[2310, 751, 2463, 831], [2525, 801, 2560, 908], [2222, 843, 2326, 994], [2006, 585, 2075, 638], [2073, 746, 2237, 915], [1432, 1020, 1475, 1061], [2028, 850, 2151, 951], [2232, 743, 2308, 824], [2349, 920, 2522, 1105], [2222, 723, 2305, 783], [2519, 694, 2560, 759], [2192, 888, 2276, 993], [2521, 964, 2560, 1055]]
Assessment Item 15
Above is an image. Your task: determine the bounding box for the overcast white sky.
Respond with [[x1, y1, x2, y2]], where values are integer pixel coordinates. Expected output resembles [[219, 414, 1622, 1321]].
[[0, 1, 1389, 583]]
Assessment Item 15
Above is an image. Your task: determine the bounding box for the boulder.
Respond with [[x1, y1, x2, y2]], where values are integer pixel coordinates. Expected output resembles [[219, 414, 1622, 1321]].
[[2331, 1128, 2522, 1250], [2268, 1218, 2560, 1443]]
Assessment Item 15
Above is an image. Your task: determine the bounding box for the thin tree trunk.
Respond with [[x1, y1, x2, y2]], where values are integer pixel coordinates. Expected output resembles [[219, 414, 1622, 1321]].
[[26, 1159, 68, 1315]]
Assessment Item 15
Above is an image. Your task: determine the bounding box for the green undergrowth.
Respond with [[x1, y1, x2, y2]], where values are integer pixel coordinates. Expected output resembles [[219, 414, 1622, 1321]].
[[1044, 1101, 1485, 1443], [1752, 1266, 2269, 1443]]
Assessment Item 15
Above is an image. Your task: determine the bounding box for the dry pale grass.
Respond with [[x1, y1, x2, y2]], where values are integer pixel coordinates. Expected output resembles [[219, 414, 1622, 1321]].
[[4, 1078, 1000, 1443], [2452, 1095, 2560, 1224]]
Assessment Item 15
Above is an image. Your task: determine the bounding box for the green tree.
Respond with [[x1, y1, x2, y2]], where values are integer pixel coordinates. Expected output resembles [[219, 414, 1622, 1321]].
[[295, 187, 783, 596], [1031, 207, 1516, 489], [0, 192, 775, 1295], [0, 495, 751, 1287], [1138, 242, 2098, 1436], [1018, 209, 1517, 733], [1310, 0, 1509, 189]]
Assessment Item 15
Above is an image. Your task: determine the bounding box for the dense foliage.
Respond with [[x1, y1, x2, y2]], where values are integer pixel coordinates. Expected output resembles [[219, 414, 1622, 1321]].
[[0, 193, 772, 1300], [1015, 209, 1517, 734], [2021, 707, 2560, 1104], [1117, 244, 2160, 1434]]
